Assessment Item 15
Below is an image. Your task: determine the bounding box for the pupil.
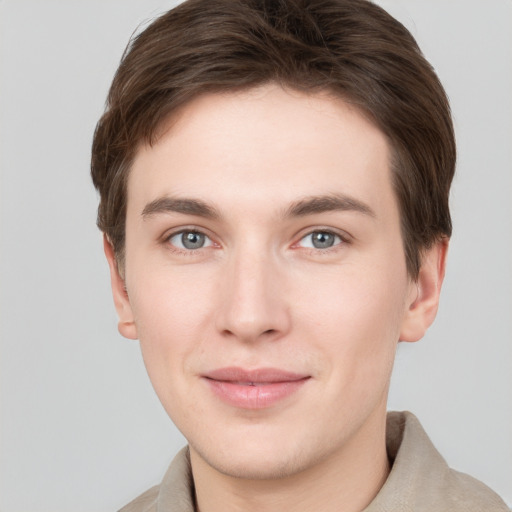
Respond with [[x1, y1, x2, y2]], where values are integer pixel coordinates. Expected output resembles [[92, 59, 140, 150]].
[[182, 232, 205, 249], [312, 232, 334, 249]]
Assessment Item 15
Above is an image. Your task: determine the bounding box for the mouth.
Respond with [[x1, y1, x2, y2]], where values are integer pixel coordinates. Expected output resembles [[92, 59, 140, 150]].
[[202, 367, 310, 409]]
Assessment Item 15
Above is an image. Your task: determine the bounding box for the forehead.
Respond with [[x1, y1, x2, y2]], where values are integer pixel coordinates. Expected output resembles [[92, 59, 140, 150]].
[[127, 85, 395, 219]]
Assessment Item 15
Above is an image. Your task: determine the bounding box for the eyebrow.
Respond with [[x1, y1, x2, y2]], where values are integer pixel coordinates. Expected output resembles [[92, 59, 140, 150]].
[[141, 193, 375, 221], [142, 197, 220, 220], [284, 194, 376, 218]]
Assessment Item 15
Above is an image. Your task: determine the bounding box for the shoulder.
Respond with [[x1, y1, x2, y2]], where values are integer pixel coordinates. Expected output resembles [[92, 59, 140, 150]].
[[117, 485, 160, 512], [369, 411, 510, 512], [116, 446, 194, 512], [439, 468, 511, 512]]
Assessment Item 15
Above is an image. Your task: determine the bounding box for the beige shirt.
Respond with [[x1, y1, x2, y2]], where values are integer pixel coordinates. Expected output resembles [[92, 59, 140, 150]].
[[119, 411, 509, 512]]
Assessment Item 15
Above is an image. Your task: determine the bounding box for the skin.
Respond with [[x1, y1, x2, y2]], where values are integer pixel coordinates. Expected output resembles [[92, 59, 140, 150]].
[[105, 84, 447, 512]]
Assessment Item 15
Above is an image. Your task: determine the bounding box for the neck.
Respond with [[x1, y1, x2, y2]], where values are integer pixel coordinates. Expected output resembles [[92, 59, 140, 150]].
[[190, 411, 390, 512]]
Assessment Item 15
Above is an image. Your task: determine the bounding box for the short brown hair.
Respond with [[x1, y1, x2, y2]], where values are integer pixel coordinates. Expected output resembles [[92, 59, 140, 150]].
[[91, 0, 455, 278]]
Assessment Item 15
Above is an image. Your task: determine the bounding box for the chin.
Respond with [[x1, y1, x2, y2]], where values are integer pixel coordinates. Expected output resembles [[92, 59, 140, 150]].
[[195, 444, 311, 480], [189, 426, 328, 481]]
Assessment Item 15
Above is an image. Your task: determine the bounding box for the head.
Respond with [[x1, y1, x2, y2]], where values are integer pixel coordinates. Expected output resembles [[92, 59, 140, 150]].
[[91, 0, 455, 280], [91, 0, 455, 485]]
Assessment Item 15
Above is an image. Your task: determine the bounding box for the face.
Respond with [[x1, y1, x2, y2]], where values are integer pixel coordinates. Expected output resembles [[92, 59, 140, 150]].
[[107, 85, 443, 480]]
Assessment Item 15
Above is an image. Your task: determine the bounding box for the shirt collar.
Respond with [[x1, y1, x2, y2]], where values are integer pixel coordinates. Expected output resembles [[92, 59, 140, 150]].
[[155, 411, 508, 512]]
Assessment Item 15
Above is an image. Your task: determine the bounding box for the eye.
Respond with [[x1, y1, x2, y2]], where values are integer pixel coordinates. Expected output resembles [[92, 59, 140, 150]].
[[298, 230, 343, 249], [168, 230, 213, 250]]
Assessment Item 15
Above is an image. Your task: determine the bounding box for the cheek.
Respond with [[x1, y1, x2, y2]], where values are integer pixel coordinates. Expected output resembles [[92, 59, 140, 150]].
[[296, 262, 408, 378], [127, 265, 217, 381]]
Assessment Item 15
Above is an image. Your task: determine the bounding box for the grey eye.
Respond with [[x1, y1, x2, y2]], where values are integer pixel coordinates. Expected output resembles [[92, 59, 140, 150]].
[[169, 231, 212, 250], [299, 231, 341, 249], [182, 232, 205, 249]]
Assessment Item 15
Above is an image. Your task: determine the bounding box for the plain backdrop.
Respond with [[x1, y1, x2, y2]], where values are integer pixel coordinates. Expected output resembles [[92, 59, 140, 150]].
[[0, 1, 511, 510]]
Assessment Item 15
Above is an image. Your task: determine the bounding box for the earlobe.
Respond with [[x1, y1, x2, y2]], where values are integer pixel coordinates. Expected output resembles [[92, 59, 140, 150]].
[[103, 235, 138, 340], [399, 238, 449, 342]]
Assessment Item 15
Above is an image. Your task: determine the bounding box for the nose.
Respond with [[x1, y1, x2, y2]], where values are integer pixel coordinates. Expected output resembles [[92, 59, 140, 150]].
[[215, 248, 291, 343]]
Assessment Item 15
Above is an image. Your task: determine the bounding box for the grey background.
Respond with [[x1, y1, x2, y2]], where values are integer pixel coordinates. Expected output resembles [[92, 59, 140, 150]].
[[0, 1, 510, 510]]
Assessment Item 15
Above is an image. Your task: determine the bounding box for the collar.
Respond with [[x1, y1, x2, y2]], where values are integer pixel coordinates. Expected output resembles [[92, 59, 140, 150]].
[[123, 411, 508, 512]]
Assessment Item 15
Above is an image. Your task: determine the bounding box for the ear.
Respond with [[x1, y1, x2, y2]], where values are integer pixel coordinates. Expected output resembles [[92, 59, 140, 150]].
[[399, 238, 449, 342], [103, 235, 138, 340]]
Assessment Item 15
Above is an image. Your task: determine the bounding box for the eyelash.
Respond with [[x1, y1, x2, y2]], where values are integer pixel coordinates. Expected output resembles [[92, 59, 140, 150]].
[[162, 227, 351, 255], [163, 228, 217, 256], [293, 228, 350, 254]]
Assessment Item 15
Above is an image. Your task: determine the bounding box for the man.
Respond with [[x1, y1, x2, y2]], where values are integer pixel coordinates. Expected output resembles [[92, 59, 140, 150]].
[[90, 0, 509, 510]]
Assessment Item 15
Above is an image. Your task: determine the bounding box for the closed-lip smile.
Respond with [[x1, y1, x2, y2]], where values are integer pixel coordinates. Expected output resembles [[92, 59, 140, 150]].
[[202, 367, 310, 409]]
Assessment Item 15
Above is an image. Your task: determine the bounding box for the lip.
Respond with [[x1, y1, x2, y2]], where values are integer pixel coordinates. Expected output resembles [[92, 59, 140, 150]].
[[202, 367, 310, 409]]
